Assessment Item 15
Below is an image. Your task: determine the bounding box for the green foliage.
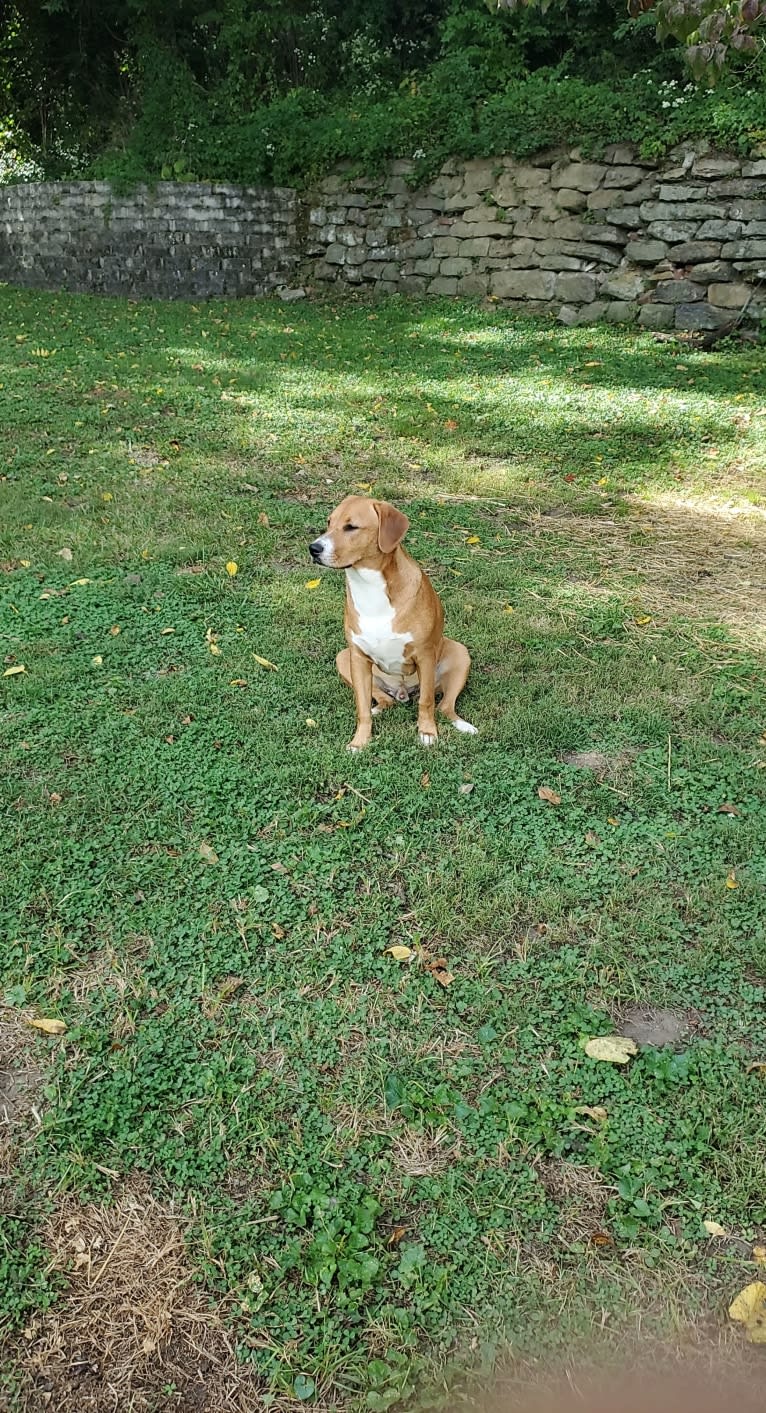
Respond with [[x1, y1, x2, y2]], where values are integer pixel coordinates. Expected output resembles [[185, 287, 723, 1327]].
[[2, 0, 766, 188], [1, 288, 766, 1398]]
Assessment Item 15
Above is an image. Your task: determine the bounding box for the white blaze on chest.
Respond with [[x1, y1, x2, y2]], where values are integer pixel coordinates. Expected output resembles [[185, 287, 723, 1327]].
[[346, 568, 412, 676]]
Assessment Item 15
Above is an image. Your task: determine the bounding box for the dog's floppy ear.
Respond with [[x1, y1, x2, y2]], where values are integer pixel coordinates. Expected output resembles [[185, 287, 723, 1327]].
[[375, 500, 410, 554]]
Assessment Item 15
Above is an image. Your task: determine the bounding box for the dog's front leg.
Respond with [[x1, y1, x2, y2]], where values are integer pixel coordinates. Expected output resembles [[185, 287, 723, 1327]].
[[347, 646, 374, 752], [413, 649, 438, 746]]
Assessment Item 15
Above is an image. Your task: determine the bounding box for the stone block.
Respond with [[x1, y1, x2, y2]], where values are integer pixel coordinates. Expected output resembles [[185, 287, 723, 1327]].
[[462, 204, 501, 224], [441, 257, 473, 276], [555, 272, 597, 302], [427, 276, 458, 295], [743, 160, 766, 177], [585, 224, 628, 245], [462, 160, 497, 193], [674, 302, 733, 330], [413, 258, 440, 276], [603, 271, 646, 300], [457, 273, 489, 296], [638, 303, 675, 329], [551, 163, 606, 191], [647, 221, 699, 243], [671, 240, 722, 263], [721, 238, 766, 259], [603, 166, 646, 189], [697, 219, 743, 240], [692, 260, 733, 282], [555, 188, 588, 211], [539, 255, 588, 270], [657, 184, 708, 202], [708, 281, 754, 308], [491, 268, 556, 300], [432, 237, 460, 256], [557, 241, 621, 266], [642, 201, 720, 222], [551, 217, 586, 239], [652, 278, 705, 303], [608, 207, 643, 228], [605, 301, 639, 322], [588, 189, 625, 210], [692, 156, 741, 177], [729, 200, 766, 220], [626, 239, 668, 264], [714, 179, 766, 196], [459, 237, 491, 257], [558, 301, 608, 325], [324, 243, 346, 264]]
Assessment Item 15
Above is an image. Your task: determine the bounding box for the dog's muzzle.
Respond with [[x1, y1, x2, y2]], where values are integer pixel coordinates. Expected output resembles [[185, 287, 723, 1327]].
[[309, 538, 326, 564]]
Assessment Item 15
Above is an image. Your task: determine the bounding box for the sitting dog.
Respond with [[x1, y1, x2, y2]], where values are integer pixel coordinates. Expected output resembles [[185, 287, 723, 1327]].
[[309, 495, 476, 751]]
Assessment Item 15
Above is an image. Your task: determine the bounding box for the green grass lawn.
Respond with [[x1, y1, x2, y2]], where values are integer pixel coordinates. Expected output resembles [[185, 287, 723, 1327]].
[[1, 287, 765, 1411]]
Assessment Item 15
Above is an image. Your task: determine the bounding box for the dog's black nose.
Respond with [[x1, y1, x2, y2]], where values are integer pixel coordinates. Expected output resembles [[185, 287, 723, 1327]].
[[309, 540, 323, 561]]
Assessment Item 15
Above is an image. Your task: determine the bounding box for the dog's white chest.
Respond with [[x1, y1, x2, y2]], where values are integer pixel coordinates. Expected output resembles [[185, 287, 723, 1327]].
[[346, 568, 411, 675]]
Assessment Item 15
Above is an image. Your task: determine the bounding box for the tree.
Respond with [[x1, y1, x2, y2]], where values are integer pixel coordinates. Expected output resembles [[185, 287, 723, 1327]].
[[489, 0, 766, 80]]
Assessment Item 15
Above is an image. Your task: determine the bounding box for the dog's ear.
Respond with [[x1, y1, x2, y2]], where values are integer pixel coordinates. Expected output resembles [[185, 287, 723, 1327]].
[[375, 501, 409, 554]]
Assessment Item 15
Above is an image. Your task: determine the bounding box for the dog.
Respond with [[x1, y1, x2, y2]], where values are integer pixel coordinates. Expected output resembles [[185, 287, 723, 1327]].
[[309, 495, 476, 751]]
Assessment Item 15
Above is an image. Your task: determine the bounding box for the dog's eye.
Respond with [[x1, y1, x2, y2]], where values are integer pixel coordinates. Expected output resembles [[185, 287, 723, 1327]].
[[344, 523, 357, 532]]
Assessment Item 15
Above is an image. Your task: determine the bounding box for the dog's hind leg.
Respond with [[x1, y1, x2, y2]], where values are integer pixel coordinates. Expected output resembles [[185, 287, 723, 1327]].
[[436, 639, 477, 735]]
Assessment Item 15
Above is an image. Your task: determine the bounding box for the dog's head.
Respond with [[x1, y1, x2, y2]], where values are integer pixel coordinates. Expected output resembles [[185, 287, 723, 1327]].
[[309, 496, 410, 569]]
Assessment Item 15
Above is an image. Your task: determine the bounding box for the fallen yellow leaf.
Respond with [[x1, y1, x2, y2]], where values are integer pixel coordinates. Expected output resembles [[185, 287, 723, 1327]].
[[199, 841, 219, 864], [160, 627, 175, 635], [753, 1246, 766, 1266], [725, 872, 738, 889], [354, 481, 373, 491], [575, 1105, 608, 1122], [91, 655, 103, 666], [747, 1061, 766, 1073], [208, 643, 222, 656], [583, 1036, 638, 1064], [305, 578, 321, 589], [538, 785, 562, 805], [19, 559, 31, 568], [634, 615, 652, 625], [607, 816, 620, 826], [3, 665, 26, 677], [386, 945, 414, 961], [703, 1220, 728, 1237], [110, 625, 121, 636], [728, 1281, 766, 1343], [466, 535, 480, 545], [253, 654, 278, 671], [305, 718, 317, 727], [27, 1018, 66, 1036], [226, 560, 238, 576], [70, 578, 92, 586]]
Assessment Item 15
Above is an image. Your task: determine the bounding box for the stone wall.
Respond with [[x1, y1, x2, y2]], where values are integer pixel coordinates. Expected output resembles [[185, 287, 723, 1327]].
[[1, 147, 765, 323], [0, 181, 299, 298], [305, 143, 766, 329]]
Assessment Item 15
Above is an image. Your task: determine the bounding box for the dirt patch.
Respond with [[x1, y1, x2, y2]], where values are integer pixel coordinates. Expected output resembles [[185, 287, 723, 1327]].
[[0, 1014, 43, 1178], [7, 1181, 265, 1413], [620, 1005, 689, 1049], [537, 1160, 611, 1241], [561, 749, 639, 784]]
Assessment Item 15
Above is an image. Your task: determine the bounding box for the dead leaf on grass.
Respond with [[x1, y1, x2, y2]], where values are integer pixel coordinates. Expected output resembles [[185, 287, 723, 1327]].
[[56, 547, 73, 562], [386, 945, 414, 962], [747, 1060, 766, 1073], [257, 512, 269, 527], [538, 785, 562, 805], [729, 1281, 766, 1343], [253, 654, 278, 671], [575, 1105, 608, 1122], [459, 783, 475, 795], [753, 1246, 766, 1266], [198, 841, 219, 865], [27, 1017, 67, 1036], [225, 560, 238, 577], [583, 1036, 638, 1064], [420, 772, 430, 789], [3, 665, 26, 677], [718, 802, 741, 815], [703, 1220, 729, 1237], [585, 831, 601, 847]]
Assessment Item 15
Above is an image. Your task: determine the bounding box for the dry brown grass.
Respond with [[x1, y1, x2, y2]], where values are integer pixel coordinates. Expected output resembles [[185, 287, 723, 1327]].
[[529, 493, 766, 648], [5, 1181, 266, 1413]]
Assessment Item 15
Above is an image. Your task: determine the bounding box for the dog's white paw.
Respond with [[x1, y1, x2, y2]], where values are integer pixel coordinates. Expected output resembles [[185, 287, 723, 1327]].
[[451, 717, 478, 735], [419, 731, 437, 747]]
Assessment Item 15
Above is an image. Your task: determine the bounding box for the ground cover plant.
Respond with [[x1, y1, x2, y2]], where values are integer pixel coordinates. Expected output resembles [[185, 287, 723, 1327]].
[[1, 286, 765, 1409]]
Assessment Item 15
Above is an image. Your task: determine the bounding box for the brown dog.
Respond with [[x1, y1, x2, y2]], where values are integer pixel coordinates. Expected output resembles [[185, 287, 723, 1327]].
[[309, 495, 476, 751]]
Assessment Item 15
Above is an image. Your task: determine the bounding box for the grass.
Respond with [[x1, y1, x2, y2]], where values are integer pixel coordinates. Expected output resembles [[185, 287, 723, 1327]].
[[1, 286, 765, 1410]]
